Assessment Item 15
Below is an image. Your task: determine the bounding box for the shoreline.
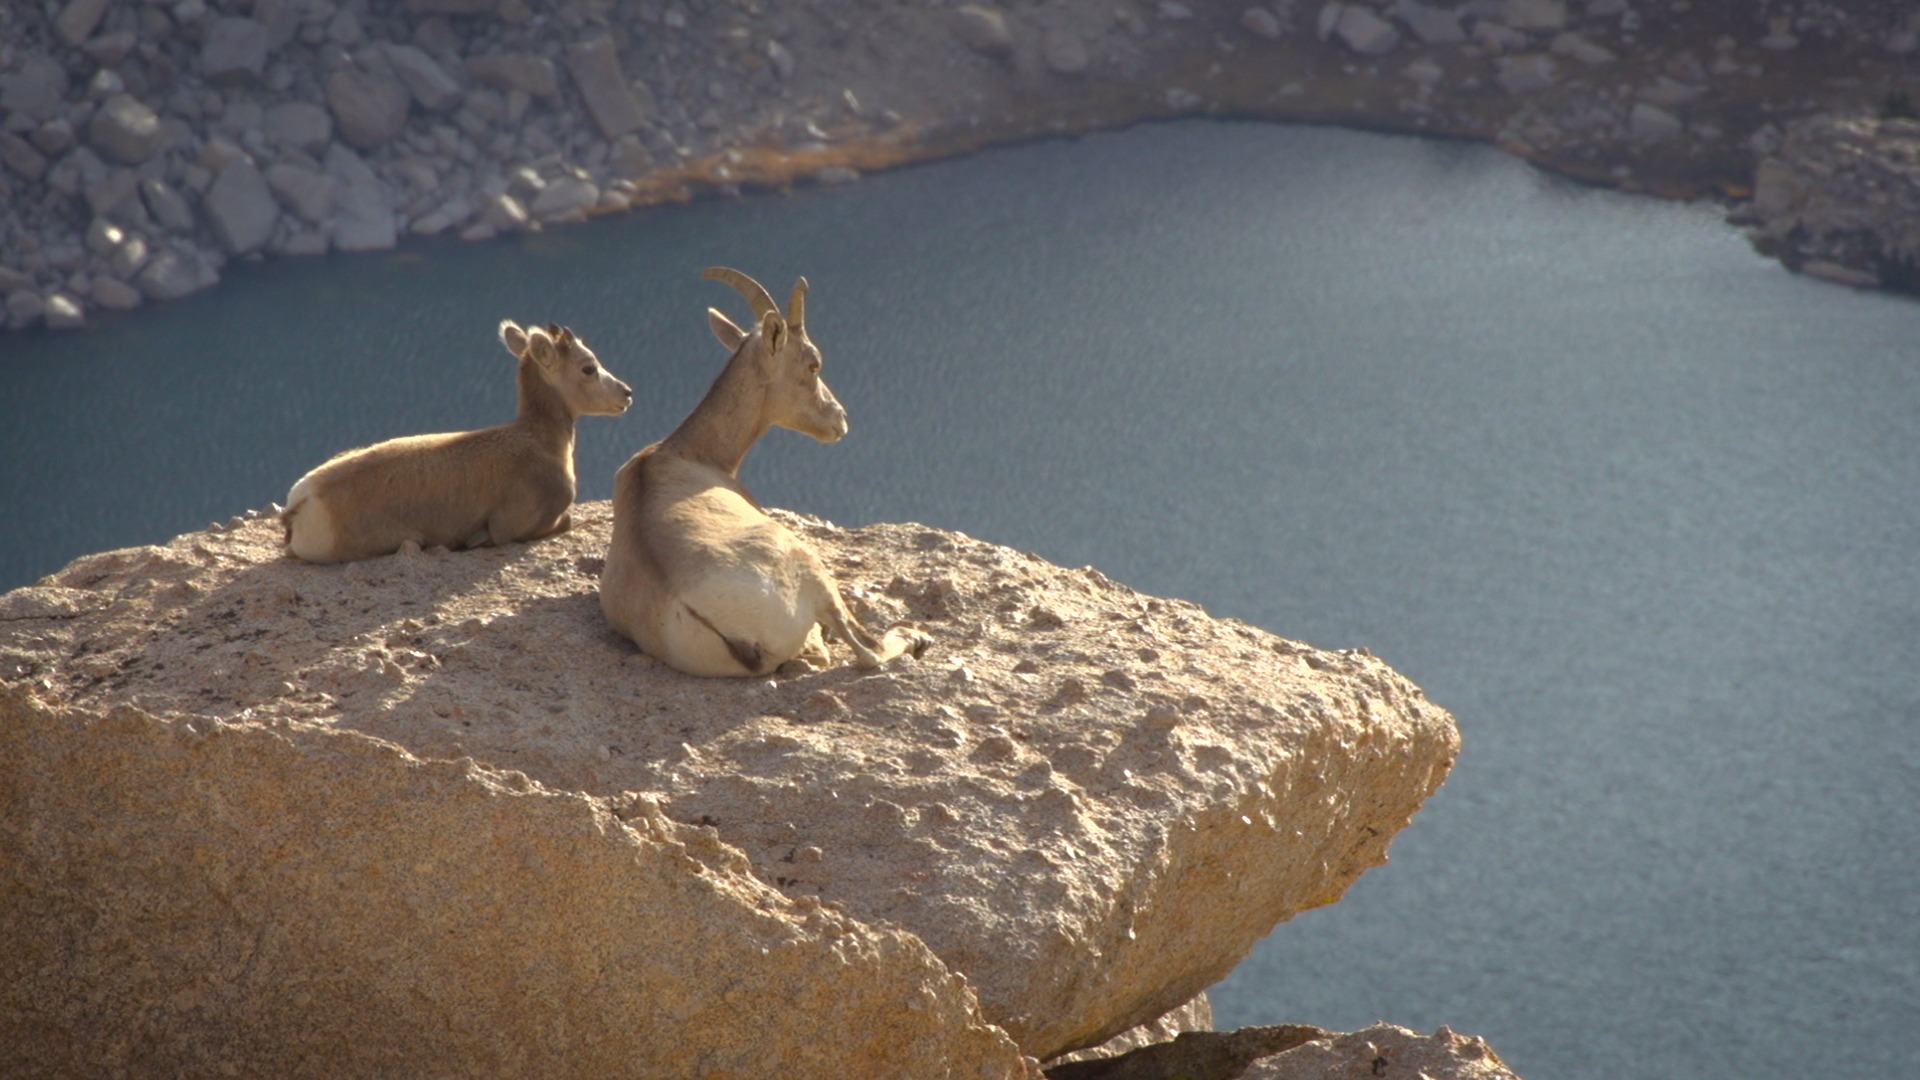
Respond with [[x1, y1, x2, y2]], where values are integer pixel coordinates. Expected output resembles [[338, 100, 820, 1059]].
[[3, 0, 1917, 334]]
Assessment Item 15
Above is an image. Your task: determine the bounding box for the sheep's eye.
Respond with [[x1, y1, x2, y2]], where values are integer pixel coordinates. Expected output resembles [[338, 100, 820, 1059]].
[[807, 360, 821, 374], [582, 363, 597, 376]]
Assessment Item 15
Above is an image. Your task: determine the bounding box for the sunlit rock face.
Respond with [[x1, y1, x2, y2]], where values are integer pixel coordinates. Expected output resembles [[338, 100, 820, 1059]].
[[0, 502, 1457, 1068]]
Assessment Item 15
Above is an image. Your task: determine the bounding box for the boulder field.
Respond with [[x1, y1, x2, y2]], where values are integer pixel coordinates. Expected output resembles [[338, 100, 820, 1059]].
[[2, 502, 1463, 1077], [5, 0, 1920, 334]]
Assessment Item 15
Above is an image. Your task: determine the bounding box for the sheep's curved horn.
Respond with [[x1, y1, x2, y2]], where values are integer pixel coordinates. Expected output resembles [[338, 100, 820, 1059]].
[[702, 267, 778, 322], [787, 277, 808, 330]]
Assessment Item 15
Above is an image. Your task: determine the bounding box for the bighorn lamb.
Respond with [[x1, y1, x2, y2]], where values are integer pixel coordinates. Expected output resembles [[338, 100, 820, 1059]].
[[599, 268, 929, 676], [281, 321, 632, 563]]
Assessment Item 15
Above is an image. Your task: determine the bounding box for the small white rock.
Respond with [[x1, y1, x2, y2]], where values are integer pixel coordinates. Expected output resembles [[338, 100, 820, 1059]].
[[1402, 58, 1444, 85], [1800, 260, 1880, 289], [1240, 7, 1283, 40], [1333, 5, 1401, 55], [1396, 1, 1465, 46], [1628, 101, 1683, 143], [765, 39, 797, 79], [1316, 1, 1343, 41], [1042, 28, 1090, 75], [1495, 53, 1559, 94], [1549, 31, 1616, 65], [43, 291, 85, 329], [1500, 0, 1567, 32]]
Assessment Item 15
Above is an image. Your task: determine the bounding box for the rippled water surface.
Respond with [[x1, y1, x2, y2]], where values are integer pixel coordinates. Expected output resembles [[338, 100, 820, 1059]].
[[4, 121, 1918, 1080]]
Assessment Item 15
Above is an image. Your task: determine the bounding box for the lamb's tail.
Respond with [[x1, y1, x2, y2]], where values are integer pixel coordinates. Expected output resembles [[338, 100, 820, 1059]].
[[279, 478, 312, 546]]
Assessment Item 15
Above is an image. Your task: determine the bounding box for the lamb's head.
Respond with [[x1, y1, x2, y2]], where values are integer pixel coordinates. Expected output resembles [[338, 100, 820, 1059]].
[[703, 267, 848, 444], [499, 320, 634, 417]]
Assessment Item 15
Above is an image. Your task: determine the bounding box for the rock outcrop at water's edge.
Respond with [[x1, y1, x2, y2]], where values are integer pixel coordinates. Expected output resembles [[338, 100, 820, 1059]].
[[1045, 1022, 1519, 1080], [1, 503, 1462, 1074], [3, 0, 1920, 332], [1735, 114, 1920, 290]]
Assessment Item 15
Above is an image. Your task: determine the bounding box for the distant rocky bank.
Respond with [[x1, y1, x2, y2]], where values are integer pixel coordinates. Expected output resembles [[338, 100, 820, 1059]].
[[1, 505, 1486, 1077], [2, 0, 1918, 333]]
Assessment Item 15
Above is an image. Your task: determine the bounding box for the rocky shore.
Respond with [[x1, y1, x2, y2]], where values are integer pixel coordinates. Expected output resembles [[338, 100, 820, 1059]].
[[2, 0, 1918, 333]]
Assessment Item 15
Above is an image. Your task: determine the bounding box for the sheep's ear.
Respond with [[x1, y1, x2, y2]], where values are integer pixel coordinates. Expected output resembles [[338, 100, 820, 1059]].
[[708, 307, 747, 351], [759, 309, 786, 354], [499, 320, 529, 357]]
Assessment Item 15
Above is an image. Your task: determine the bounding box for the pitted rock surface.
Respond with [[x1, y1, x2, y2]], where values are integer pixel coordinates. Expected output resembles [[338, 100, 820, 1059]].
[[0, 691, 1031, 1080], [0, 502, 1458, 1061]]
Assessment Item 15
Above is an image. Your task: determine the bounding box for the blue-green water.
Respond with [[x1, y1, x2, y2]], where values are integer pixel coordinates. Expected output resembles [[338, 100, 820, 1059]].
[[3, 121, 1917, 1079]]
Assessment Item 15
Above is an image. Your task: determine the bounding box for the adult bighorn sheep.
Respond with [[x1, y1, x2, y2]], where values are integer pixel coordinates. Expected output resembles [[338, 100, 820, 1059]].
[[599, 267, 930, 677], [280, 320, 632, 563]]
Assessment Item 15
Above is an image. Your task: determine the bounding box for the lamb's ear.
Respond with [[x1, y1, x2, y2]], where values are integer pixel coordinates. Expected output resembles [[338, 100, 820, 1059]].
[[499, 320, 529, 357], [523, 323, 559, 367], [708, 307, 747, 351]]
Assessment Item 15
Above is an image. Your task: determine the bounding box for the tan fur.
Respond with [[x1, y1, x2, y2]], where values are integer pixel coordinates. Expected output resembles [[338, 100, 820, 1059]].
[[281, 321, 632, 563], [600, 268, 929, 677]]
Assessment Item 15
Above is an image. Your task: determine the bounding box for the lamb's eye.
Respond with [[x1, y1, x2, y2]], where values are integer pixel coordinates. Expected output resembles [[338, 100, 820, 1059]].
[[807, 361, 821, 374], [582, 363, 597, 375]]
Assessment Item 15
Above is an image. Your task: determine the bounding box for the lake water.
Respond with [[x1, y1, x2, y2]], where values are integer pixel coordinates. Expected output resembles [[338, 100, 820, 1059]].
[[3, 121, 1917, 1079]]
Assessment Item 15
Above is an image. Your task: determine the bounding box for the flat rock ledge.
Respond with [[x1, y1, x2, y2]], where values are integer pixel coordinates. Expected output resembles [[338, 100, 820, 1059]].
[[0, 502, 1459, 1074]]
